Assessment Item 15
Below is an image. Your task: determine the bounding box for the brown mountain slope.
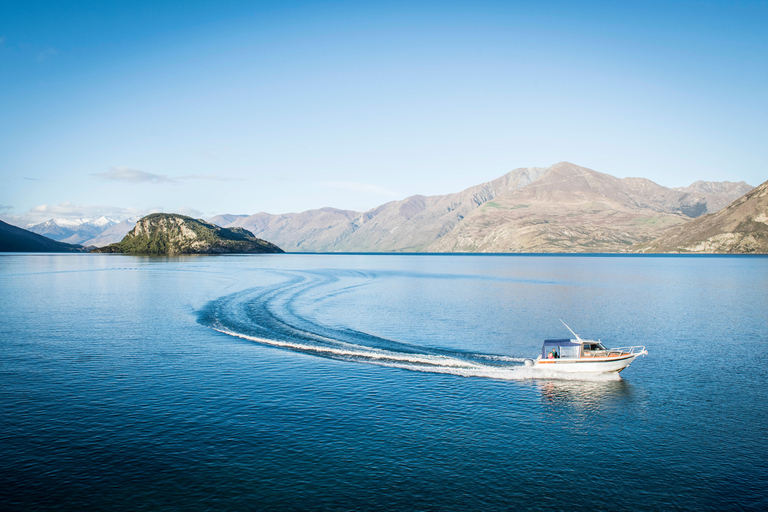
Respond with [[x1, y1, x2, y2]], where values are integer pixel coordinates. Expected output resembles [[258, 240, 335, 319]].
[[427, 162, 690, 252], [213, 167, 548, 252], [213, 208, 361, 252], [635, 180, 768, 253]]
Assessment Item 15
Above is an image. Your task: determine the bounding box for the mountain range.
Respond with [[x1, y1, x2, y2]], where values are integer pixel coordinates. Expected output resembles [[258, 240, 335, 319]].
[[7, 161, 759, 254], [209, 162, 754, 253], [25, 216, 138, 246]]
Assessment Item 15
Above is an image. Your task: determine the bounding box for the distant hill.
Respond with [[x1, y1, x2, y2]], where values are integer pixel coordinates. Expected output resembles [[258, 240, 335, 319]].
[[207, 214, 249, 226], [636, 179, 768, 253], [210, 162, 751, 253], [80, 218, 138, 247], [93, 213, 284, 255], [0, 220, 87, 252], [671, 180, 754, 217]]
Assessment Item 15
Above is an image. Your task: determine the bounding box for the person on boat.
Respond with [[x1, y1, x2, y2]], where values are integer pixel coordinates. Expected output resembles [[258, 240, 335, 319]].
[[548, 350, 556, 359]]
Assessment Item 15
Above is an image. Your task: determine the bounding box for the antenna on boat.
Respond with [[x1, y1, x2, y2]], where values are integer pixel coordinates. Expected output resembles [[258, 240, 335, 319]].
[[560, 319, 584, 343]]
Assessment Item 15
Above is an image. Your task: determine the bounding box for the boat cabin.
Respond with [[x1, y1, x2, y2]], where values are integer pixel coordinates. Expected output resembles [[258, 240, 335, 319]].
[[541, 339, 609, 359]]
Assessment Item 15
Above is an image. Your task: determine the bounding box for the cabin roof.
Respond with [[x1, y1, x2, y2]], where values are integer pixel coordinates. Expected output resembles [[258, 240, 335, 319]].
[[543, 338, 600, 345]]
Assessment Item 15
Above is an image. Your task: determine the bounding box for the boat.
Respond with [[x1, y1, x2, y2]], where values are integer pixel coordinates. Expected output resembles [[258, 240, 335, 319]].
[[527, 321, 648, 373]]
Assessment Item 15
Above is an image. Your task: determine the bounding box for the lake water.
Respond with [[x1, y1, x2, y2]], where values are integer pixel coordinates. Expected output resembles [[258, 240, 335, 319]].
[[1, 253, 766, 511]]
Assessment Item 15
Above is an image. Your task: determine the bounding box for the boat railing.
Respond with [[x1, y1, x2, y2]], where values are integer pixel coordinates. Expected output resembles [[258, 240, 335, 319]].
[[614, 345, 647, 355], [584, 346, 646, 358]]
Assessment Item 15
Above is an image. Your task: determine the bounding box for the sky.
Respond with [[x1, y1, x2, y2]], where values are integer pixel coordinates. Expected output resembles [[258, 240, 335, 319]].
[[1, 0, 767, 226]]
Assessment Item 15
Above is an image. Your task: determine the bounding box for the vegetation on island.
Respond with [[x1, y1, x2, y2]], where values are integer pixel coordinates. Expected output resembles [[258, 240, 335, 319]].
[[93, 213, 284, 255]]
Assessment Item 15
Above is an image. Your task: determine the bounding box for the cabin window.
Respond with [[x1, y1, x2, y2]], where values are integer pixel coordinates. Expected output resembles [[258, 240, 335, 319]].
[[559, 345, 580, 358]]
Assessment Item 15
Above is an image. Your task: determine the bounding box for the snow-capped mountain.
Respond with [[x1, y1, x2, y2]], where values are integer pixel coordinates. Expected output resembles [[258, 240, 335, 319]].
[[26, 216, 124, 245], [79, 218, 139, 247]]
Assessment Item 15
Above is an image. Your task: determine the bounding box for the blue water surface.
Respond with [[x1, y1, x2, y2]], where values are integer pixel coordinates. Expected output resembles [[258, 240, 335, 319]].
[[1, 253, 766, 511]]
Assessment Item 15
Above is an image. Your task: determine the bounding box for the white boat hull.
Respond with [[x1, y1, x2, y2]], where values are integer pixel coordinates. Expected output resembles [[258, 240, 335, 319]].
[[534, 353, 643, 373]]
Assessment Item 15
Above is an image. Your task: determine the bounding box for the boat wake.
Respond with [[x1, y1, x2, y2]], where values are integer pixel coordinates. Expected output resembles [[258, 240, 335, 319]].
[[198, 270, 620, 382]]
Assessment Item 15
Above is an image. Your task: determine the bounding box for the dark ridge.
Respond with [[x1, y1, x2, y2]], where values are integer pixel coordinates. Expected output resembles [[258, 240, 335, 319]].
[[0, 220, 87, 252]]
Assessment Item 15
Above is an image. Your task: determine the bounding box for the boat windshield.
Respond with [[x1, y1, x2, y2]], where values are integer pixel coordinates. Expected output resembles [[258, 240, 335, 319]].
[[541, 339, 581, 359]]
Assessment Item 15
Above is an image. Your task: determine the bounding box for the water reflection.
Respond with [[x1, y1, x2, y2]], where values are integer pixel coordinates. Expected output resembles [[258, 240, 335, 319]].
[[536, 378, 634, 410]]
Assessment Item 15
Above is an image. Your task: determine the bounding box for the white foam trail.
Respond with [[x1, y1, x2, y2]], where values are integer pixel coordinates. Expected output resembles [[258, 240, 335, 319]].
[[473, 354, 528, 363], [213, 327, 621, 382], [214, 327, 485, 369]]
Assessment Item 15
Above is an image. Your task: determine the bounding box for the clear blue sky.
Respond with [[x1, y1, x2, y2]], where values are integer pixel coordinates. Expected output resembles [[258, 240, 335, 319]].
[[2, 0, 766, 225]]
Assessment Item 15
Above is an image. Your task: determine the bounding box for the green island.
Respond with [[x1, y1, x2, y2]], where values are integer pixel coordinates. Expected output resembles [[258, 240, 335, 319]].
[[92, 213, 283, 255]]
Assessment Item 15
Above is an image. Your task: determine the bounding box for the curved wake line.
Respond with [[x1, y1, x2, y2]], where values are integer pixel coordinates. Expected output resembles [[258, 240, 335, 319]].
[[213, 327, 485, 369], [202, 270, 621, 382]]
